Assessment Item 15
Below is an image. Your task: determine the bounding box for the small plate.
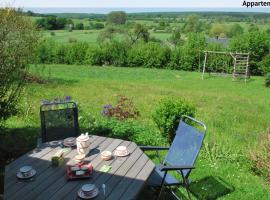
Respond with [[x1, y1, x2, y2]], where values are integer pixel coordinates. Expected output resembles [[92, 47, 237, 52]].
[[114, 150, 130, 157], [78, 188, 99, 199], [17, 169, 36, 179]]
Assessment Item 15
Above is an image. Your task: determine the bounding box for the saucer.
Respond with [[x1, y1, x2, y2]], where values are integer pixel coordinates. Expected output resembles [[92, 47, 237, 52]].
[[78, 187, 99, 199], [114, 150, 129, 157], [17, 169, 36, 179]]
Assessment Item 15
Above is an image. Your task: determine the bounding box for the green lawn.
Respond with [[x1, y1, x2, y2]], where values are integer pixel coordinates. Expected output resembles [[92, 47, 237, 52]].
[[4, 64, 270, 199], [43, 30, 100, 43]]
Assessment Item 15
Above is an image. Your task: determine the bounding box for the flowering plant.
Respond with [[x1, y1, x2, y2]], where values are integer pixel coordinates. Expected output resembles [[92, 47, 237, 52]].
[[102, 96, 139, 120]]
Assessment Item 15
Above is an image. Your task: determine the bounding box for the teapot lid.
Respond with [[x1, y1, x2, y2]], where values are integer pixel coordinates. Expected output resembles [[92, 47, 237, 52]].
[[77, 133, 89, 142]]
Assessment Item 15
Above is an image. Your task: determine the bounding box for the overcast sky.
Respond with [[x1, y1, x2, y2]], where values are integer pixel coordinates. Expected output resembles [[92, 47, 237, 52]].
[[2, 0, 244, 8]]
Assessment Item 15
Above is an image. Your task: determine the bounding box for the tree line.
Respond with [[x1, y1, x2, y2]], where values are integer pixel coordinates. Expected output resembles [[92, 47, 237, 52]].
[[36, 27, 270, 75]]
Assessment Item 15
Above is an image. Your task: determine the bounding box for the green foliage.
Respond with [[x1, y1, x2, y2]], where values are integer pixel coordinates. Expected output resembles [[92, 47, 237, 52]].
[[210, 24, 227, 38], [36, 39, 57, 64], [227, 23, 244, 38], [168, 28, 183, 47], [127, 23, 150, 44], [89, 22, 104, 29], [265, 73, 270, 88], [36, 16, 73, 30], [259, 55, 270, 75], [230, 30, 270, 75], [182, 15, 206, 33], [128, 42, 171, 68], [0, 8, 39, 120], [65, 42, 89, 64], [85, 46, 104, 65], [107, 11, 127, 25], [152, 98, 196, 143], [180, 33, 207, 71], [74, 23, 84, 30]]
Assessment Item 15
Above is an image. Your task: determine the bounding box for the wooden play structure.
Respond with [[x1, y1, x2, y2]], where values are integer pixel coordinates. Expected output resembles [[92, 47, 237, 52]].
[[202, 50, 250, 82]]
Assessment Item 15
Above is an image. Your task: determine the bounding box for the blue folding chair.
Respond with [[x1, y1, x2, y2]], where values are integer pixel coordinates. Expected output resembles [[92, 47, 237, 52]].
[[140, 115, 207, 200]]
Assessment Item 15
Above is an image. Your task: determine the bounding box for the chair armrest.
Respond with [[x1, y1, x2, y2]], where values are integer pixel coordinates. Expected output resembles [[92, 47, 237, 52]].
[[159, 165, 195, 171], [139, 146, 170, 151]]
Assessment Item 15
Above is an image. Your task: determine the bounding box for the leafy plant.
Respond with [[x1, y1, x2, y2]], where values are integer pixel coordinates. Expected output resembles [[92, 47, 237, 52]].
[[102, 95, 139, 120], [0, 8, 39, 120], [152, 98, 196, 143], [265, 73, 270, 88]]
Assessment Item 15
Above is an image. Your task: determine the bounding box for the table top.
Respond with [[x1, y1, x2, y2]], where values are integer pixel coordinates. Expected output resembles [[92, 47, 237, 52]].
[[4, 135, 155, 200]]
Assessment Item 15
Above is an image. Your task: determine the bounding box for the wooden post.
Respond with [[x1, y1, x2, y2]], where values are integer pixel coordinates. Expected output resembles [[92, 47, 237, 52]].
[[245, 53, 250, 83], [202, 52, 207, 80]]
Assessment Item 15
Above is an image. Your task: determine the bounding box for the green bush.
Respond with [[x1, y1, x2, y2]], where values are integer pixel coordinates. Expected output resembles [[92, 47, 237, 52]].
[[36, 39, 57, 64], [259, 55, 270, 75], [101, 40, 129, 66], [152, 98, 196, 143], [65, 42, 89, 64], [85, 46, 105, 65], [230, 30, 270, 75], [128, 42, 171, 68], [180, 33, 206, 71], [265, 73, 270, 88]]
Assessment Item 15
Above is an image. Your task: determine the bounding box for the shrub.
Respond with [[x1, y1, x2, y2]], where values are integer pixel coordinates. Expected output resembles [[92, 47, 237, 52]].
[[65, 42, 89, 64], [85, 46, 104, 65], [50, 31, 55, 36], [180, 33, 206, 71], [265, 73, 270, 88], [68, 38, 77, 43], [36, 39, 56, 64], [128, 42, 171, 68], [152, 98, 196, 143], [102, 95, 139, 120], [259, 55, 270, 75], [250, 131, 270, 181], [0, 8, 39, 120], [230, 30, 270, 75], [100, 40, 129, 66]]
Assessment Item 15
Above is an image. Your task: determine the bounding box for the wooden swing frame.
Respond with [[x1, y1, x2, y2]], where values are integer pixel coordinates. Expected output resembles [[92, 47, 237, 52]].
[[201, 50, 250, 82]]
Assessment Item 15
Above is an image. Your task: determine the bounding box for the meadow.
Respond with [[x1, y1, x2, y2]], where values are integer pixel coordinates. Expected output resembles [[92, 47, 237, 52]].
[[3, 64, 270, 199]]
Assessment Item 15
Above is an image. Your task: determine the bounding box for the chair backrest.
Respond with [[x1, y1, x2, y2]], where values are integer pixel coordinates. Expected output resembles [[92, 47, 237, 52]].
[[40, 101, 79, 143], [164, 115, 206, 178]]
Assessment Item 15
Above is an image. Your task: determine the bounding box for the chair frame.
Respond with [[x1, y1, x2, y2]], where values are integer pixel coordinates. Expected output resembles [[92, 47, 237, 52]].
[[140, 115, 207, 200], [40, 101, 79, 143]]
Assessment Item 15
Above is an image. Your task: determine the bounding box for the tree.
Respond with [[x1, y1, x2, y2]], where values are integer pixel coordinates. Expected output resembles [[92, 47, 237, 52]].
[[227, 23, 244, 38], [107, 11, 127, 25], [168, 28, 183, 47], [126, 24, 150, 44], [248, 23, 259, 32], [230, 30, 270, 75], [210, 24, 226, 38], [0, 8, 39, 120], [35, 16, 72, 30], [97, 25, 119, 42], [75, 23, 84, 30], [182, 15, 203, 33]]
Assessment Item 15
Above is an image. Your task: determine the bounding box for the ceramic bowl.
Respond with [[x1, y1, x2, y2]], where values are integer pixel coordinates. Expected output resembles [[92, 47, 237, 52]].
[[101, 151, 112, 161]]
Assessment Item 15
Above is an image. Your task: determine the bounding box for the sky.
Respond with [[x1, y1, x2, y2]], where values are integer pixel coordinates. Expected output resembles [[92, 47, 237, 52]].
[[2, 0, 245, 8]]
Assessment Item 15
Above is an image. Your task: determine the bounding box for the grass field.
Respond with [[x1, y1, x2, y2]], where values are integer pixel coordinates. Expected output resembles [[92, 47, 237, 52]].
[[4, 64, 270, 199], [43, 30, 100, 43]]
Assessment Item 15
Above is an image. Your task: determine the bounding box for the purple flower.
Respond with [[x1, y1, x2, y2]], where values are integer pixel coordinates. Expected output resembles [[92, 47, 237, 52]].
[[65, 96, 72, 101]]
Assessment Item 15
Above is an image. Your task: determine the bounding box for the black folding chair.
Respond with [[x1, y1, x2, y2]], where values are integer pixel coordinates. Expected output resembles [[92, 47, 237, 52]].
[[39, 101, 79, 143], [140, 115, 207, 200]]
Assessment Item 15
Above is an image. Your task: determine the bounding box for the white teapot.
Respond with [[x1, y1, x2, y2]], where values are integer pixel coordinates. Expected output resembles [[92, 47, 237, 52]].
[[76, 132, 90, 155]]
